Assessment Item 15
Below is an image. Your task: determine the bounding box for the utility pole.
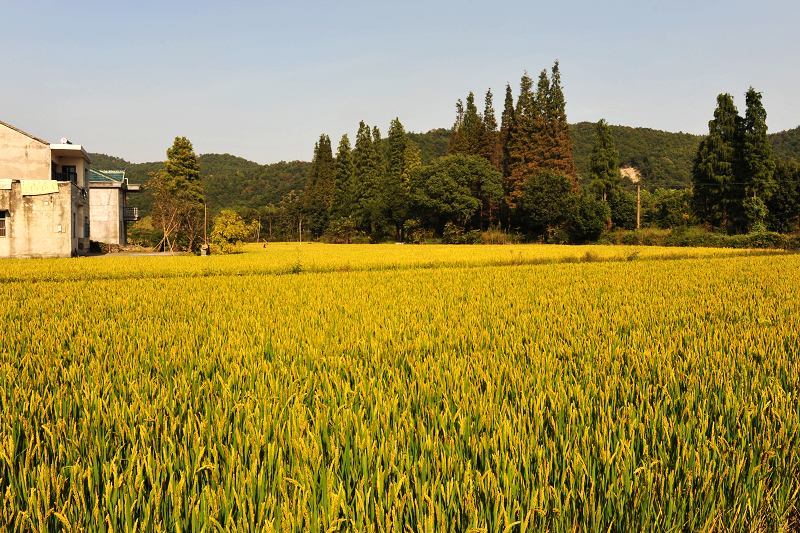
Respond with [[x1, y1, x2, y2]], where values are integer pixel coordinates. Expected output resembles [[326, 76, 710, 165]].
[[299, 218, 302, 245], [636, 181, 641, 230]]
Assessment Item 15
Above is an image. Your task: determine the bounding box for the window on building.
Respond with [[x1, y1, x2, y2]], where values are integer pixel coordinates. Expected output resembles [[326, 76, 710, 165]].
[[84, 216, 90, 238], [0, 211, 7, 237], [57, 165, 78, 184]]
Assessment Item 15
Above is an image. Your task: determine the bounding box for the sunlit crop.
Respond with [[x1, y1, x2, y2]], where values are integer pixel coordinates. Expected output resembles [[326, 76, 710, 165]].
[[0, 245, 798, 531]]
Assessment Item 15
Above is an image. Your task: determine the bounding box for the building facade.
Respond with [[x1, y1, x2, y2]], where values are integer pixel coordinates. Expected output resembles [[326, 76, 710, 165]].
[[0, 120, 91, 258], [89, 169, 140, 246]]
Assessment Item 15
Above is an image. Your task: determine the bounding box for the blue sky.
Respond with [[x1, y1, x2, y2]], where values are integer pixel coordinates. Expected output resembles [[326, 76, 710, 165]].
[[1, 0, 797, 163]]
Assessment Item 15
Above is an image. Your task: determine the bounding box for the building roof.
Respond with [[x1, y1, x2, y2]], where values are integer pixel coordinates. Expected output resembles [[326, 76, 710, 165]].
[[50, 144, 91, 163], [0, 119, 50, 145], [89, 169, 126, 183]]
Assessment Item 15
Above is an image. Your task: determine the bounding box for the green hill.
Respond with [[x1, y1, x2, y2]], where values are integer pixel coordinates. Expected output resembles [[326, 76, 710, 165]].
[[770, 126, 800, 163], [89, 153, 309, 216], [570, 122, 703, 189]]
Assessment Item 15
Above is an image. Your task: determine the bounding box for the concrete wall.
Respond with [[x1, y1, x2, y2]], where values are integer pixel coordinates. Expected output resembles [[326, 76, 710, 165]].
[[89, 186, 125, 245], [0, 181, 77, 258], [0, 124, 51, 180]]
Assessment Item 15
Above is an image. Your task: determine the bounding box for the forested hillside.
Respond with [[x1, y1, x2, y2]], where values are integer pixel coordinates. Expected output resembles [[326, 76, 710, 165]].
[[770, 126, 800, 162], [91, 123, 799, 217], [89, 152, 309, 215]]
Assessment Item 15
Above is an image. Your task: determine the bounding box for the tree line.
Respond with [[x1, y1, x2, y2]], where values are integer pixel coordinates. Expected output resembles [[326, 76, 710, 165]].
[[144, 64, 800, 250], [298, 61, 618, 243]]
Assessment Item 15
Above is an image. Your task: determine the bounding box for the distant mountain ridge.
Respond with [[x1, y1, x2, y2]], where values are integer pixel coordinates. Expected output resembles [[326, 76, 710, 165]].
[[90, 122, 800, 216]]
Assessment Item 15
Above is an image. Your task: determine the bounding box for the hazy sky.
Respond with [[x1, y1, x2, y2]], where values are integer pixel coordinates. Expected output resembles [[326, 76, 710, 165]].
[[2, 0, 798, 163]]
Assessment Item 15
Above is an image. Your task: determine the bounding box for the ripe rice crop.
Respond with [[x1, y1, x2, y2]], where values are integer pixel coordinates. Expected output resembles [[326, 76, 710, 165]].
[[0, 246, 798, 530]]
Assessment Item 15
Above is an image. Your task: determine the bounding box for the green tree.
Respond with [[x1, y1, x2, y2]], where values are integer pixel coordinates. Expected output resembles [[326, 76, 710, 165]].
[[589, 119, 622, 202], [402, 140, 422, 189], [741, 87, 776, 230], [332, 134, 354, 218], [767, 161, 800, 232], [508, 72, 536, 209], [497, 84, 516, 225], [480, 89, 499, 167], [544, 61, 577, 181], [352, 122, 383, 235], [519, 171, 575, 240], [568, 193, 610, 243], [302, 134, 335, 237], [449, 92, 483, 157], [151, 136, 204, 251], [528, 69, 551, 174], [382, 118, 411, 240], [409, 155, 502, 234], [210, 208, 250, 253], [692, 93, 741, 232]]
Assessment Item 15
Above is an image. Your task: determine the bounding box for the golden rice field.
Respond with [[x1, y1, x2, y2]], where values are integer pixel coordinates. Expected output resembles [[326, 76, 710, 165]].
[[0, 244, 798, 531]]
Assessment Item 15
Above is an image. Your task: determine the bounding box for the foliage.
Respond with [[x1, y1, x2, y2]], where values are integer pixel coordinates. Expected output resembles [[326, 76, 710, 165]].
[[150, 136, 205, 251], [519, 171, 575, 239], [568, 193, 610, 243], [322, 216, 362, 244], [126, 215, 163, 248], [210, 208, 252, 253], [767, 160, 800, 233], [588, 119, 623, 201], [692, 89, 777, 234], [409, 155, 503, 234], [643, 188, 693, 229]]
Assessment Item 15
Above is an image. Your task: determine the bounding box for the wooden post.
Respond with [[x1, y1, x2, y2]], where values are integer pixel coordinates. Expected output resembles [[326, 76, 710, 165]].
[[636, 182, 641, 230]]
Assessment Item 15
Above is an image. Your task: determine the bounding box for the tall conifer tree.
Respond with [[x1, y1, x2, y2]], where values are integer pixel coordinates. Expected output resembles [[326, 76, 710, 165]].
[[480, 89, 499, 166], [589, 119, 622, 202], [545, 61, 577, 181], [352, 122, 381, 232], [332, 134, 354, 218], [382, 118, 411, 240], [303, 134, 335, 236], [498, 84, 515, 176], [742, 87, 776, 201], [507, 72, 536, 209], [692, 94, 741, 231]]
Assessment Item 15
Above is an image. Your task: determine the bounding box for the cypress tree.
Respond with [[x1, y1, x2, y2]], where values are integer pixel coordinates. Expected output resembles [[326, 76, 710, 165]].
[[692, 93, 741, 231], [741, 87, 776, 202], [450, 92, 483, 156], [303, 134, 335, 236], [531, 69, 551, 174], [498, 84, 516, 224], [352, 122, 381, 232], [589, 119, 622, 202], [332, 134, 354, 218], [448, 99, 466, 153], [386, 118, 408, 180], [508, 72, 536, 209], [480, 89, 499, 166], [545, 60, 577, 181], [383, 118, 410, 240]]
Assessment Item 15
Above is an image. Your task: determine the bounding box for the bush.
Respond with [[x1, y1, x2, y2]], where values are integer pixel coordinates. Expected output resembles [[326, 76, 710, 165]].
[[323, 217, 363, 244], [403, 219, 433, 244], [127, 216, 163, 248], [480, 228, 518, 244], [211, 209, 250, 254], [441, 222, 481, 244], [568, 194, 610, 244]]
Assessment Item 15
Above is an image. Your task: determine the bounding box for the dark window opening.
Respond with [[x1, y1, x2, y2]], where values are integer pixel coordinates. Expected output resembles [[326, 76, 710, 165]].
[[0, 211, 7, 237], [56, 165, 78, 184]]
